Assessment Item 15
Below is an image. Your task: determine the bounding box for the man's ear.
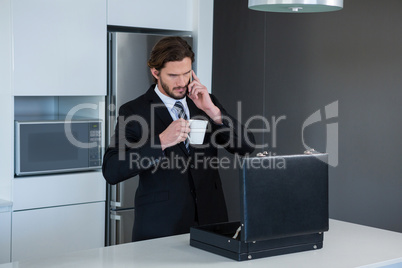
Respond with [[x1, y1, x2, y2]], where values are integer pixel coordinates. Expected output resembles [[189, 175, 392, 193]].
[[150, 68, 159, 80]]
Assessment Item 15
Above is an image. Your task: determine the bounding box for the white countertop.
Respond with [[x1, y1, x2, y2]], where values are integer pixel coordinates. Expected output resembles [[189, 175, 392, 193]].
[[1, 219, 402, 268]]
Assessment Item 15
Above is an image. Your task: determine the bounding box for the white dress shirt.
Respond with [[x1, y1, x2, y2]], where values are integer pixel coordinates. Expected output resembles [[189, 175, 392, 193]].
[[154, 84, 190, 120]]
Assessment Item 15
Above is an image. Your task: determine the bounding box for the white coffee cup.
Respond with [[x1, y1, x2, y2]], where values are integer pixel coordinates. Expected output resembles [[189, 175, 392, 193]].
[[188, 119, 208, 144]]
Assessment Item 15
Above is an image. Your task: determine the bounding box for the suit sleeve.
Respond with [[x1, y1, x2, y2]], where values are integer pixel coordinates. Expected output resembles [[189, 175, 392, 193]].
[[208, 94, 256, 156], [102, 104, 164, 185]]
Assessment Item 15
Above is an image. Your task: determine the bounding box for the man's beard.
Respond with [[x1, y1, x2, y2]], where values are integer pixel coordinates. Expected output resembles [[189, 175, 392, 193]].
[[160, 77, 188, 100]]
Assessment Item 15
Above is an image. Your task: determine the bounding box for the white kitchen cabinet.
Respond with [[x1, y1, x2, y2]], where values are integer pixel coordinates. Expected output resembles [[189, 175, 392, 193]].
[[12, 0, 106, 96], [13, 171, 106, 211], [107, 0, 214, 92], [107, 0, 192, 31], [12, 171, 106, 262], [0, 201, 12, 264], [12, 202, 105, 261]]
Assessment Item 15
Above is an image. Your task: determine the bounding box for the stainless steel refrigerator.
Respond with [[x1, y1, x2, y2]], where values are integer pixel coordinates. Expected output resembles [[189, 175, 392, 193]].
[[106, 31, 192, 246]]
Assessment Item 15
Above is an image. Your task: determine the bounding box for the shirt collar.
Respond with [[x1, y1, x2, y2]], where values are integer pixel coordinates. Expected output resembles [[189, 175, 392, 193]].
[[154, 84, 188, 112]]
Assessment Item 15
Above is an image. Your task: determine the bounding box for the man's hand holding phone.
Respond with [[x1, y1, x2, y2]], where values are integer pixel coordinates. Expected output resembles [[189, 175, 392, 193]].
[[187, 70, 222, 124]]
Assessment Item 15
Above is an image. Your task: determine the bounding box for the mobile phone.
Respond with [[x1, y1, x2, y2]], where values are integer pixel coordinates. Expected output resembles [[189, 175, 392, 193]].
[[188, 71, 193, 96]]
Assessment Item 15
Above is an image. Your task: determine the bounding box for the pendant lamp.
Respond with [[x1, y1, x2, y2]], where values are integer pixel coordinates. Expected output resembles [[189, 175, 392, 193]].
[[248, 0, 343, 13]]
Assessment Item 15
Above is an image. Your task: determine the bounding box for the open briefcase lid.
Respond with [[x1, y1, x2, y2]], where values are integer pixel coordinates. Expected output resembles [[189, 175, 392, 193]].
[[239, 153, 329, 243]]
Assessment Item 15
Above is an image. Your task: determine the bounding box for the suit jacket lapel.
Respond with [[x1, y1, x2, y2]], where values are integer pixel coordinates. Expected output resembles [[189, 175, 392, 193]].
[[145, 85, 172, 128], [187, 97, 202, 118], [145, 85, 190, 156]]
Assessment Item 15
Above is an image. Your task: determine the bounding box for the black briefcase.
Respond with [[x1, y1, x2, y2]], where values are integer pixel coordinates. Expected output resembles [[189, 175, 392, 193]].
[[190, 153, 329, 261]]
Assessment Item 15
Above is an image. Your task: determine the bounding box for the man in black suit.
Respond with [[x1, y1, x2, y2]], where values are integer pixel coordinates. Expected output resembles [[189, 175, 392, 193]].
[[102, 36, 255, 242]]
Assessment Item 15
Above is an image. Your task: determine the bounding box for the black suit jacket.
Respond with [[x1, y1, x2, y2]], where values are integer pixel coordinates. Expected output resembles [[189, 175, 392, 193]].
[[103, 85, 255, 241]]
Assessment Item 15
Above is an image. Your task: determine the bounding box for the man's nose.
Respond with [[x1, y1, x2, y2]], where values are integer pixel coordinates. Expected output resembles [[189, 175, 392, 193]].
[[177, 75, 186, 87]]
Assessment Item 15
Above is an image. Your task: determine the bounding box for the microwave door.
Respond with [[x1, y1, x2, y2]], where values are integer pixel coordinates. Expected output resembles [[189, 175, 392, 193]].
[[15, 121, 95, 176]]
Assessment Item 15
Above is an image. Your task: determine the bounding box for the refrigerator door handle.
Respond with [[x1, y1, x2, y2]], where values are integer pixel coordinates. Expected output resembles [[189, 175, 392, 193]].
[[110, 214, 121, 221], [106, 32, 118, 147], [110, 184, 122, 208], [110, 200, 121, 207], [110, 213, 121, 245]]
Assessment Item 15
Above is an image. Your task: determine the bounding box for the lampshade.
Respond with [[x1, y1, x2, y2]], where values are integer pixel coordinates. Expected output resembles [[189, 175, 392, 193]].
[[248, 0, 343, 13]]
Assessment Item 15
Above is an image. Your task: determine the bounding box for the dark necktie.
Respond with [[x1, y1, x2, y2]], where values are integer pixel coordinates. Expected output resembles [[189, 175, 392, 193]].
[[173, 101, 190, 152]]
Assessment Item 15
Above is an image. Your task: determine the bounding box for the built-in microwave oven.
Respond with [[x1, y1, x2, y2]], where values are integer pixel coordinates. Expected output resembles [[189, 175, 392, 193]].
[[15, 116, 102, 176]]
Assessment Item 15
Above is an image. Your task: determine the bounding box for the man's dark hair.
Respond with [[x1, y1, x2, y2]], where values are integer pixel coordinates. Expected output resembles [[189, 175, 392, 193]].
[[148, 36, 195, 82]]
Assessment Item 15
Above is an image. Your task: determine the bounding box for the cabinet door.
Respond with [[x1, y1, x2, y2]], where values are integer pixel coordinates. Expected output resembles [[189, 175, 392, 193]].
[[0, 211, 11, 264], [13, 172, 106, 211], [12, 202, 105, 261], [13, 0, 106, 96], [107, 0, 192, 31]]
